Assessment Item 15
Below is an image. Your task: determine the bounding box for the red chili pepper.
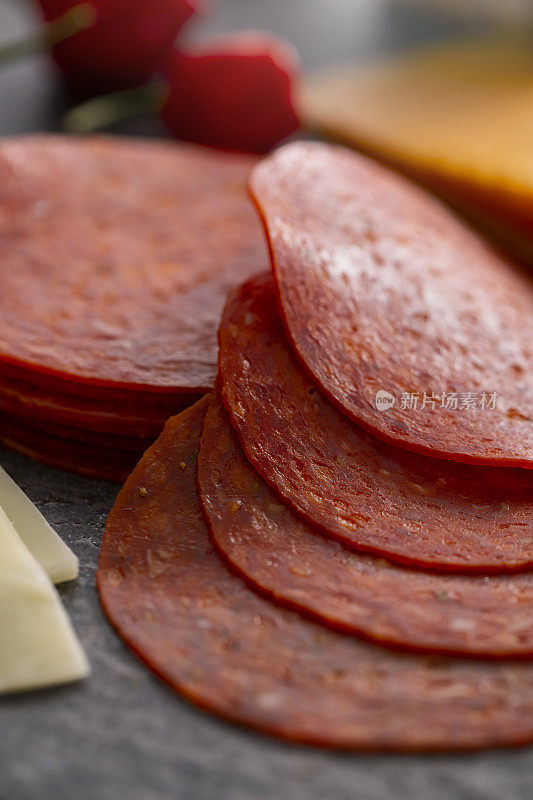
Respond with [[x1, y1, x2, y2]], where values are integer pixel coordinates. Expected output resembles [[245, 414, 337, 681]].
[[38, 0, 204, 97], [160, 31, 300, 154]]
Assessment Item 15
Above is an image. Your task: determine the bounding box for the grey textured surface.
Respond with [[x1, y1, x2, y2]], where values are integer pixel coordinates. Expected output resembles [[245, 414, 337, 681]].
[[0, 2, 529, 799], [0, 449, 533, 800], [1, 443, 533, 800]]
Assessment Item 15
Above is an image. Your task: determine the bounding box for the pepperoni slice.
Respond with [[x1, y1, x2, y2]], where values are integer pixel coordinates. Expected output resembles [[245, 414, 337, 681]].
[[0, 405, 151, 452], [0, 415, 140, 482], [0, 372, 197, 438], [218, 274, 533, 573], [0, 135, 266, 391], [249, 142, 533, 467], [199, 390, 533, 658], [97, 397, 533, 750]]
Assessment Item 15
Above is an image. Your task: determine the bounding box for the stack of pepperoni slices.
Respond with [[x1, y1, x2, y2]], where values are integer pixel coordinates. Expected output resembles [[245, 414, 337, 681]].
[[0, 135, 266, 480]]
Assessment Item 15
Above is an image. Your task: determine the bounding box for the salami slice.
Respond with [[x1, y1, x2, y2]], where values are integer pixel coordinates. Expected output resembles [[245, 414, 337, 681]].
[[249, 142, 533, 467], [218, 274, 533, 573], [97, 397, 533, 750], [0, 400, 156, 452], [0, 135, 267, 391], [199, 390, 533, 658], [0, 415, 142, 482], [0, 374, 196, 438]]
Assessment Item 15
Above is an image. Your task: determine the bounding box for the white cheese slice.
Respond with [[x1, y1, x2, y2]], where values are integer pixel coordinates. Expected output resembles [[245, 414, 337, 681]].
[[0, 505, 89, 694], [0, 465, 78, 584]]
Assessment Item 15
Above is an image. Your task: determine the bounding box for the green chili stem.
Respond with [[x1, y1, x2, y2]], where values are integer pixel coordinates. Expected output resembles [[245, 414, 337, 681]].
[[63, 82, 167, 133]]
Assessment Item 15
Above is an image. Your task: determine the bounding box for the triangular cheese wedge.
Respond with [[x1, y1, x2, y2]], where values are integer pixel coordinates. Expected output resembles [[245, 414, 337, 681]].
[[0, 505, 89, 694], [0, 465, 78, 584]]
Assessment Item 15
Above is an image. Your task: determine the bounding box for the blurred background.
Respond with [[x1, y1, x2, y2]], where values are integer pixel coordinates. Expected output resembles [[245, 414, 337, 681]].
[[0, 0, 525, 135]]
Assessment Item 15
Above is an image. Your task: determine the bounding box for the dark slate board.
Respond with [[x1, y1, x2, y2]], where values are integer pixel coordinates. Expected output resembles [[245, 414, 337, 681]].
[[0, 3, 530, 799]]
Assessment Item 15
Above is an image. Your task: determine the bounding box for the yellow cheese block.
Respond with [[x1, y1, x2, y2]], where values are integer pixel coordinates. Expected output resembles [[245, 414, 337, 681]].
[[0, 505, 89, 694], [301, 37, 533, 263], [0, 465, 78, 584]]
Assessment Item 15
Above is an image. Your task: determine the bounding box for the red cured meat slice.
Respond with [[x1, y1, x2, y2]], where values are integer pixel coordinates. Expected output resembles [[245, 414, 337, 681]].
[[249, 142, 533, 467], [0, 374, 198, 438], [0, 135, 267, 391], [0, 359, 201, 402], [0, 415, 143, 482], [0, 405, 152, 452], [199, 390, 533, 658], [97, 397, 533, 750], [218, 274, 533, 573]]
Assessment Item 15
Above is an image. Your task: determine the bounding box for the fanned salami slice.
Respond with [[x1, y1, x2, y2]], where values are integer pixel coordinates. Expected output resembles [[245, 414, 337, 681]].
[[0, 135, 266, 391], [97, 397, 533, 750], [199, 391, 533, 658], [249, 142, 533, 467], [218, 274, 533, 573]]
